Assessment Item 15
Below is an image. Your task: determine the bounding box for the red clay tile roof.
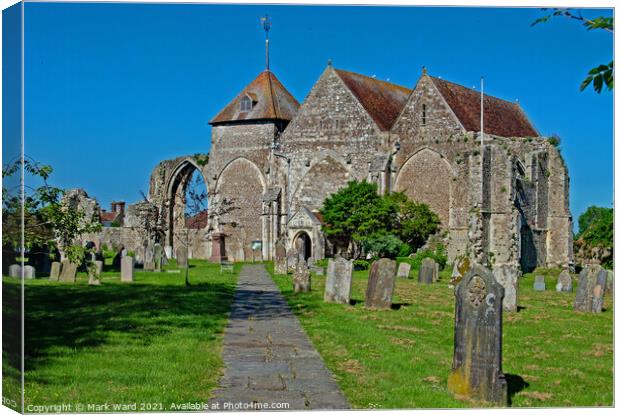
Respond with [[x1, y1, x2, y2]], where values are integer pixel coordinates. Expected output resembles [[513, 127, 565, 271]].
[[185, 210, 209, 229], [100, 211, 120, 223], [210, 71, 300, 124], [335, 69, 412, 131], [430, 76, 538, 137]]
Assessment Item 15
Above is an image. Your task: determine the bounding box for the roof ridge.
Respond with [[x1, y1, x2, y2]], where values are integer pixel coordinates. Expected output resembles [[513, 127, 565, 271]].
[[429, 75, 519, 107], [334, 68, 411, 93]]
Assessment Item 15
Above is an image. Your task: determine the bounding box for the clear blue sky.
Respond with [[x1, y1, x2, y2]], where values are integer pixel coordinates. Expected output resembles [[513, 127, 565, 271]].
[[9, 3, 615, 228]]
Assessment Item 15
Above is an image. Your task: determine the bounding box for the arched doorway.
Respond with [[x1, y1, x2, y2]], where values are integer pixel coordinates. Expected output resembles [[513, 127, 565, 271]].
[[165, 159, 209, 259], [293, 231, 312, 262]]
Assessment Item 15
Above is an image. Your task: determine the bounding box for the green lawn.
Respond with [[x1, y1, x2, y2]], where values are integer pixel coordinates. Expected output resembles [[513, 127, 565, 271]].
[[2, 259, 238, 412], [270, 264, 613, 409]]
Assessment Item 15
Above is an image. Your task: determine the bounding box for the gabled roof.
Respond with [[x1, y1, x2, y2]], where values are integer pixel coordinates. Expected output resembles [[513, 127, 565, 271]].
[[334, 69, 412, 131], [429, 76, 538, 137], [210, 71, 300, 125]]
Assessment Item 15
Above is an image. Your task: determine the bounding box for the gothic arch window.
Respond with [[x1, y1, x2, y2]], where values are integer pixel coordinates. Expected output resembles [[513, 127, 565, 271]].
[[240, 95, 253, 112]]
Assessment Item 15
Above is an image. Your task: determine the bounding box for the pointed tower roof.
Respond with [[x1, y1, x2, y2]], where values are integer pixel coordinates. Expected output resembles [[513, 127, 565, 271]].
[[210, 71, 300, 125]]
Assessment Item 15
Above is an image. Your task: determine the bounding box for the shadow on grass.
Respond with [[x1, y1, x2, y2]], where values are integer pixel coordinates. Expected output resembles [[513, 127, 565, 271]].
[[2, 279, 235, 374], [505, 373, 529, 406]]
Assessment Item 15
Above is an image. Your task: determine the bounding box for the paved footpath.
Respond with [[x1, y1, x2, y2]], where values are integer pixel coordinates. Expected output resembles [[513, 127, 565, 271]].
[[209, 264, 349, 410]]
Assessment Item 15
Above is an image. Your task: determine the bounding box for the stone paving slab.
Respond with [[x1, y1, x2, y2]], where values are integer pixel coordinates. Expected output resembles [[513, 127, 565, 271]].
[[209, 264, 349, 410]]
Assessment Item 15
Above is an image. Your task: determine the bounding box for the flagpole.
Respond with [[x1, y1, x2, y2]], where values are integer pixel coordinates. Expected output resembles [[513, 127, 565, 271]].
[[480, 76, 484, 147]]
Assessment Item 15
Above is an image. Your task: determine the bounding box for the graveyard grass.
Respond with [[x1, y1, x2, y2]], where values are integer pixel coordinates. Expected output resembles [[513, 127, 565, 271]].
[[2, 260, 238, 409], [270, 265, 613, 408]]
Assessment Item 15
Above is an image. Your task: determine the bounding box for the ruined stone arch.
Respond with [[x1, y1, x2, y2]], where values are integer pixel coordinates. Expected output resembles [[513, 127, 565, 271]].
[[291, 155, 350, 213], [214, 157, 266, 261], [394, 147, 453, 225], [165, 158, 209, 258]]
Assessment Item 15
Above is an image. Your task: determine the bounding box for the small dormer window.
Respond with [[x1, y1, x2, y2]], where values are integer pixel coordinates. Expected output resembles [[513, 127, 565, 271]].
[[240, 95, 253, 112], [422, 103, 427, 125]]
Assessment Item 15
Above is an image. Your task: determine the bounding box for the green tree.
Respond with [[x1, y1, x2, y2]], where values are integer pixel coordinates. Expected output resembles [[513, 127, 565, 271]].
[[575, 205, 613, 268], [532, 8, 613, 93], [2, 157, 101, 265], [386, 192, 441, 252], [319, 181, 397, 258]]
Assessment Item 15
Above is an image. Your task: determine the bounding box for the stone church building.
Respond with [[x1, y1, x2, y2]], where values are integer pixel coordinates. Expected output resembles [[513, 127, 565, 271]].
[[141, 64, 573, 272]]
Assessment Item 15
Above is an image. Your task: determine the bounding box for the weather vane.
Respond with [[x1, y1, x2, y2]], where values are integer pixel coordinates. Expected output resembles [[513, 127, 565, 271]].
[[260, 14, 271, 71]]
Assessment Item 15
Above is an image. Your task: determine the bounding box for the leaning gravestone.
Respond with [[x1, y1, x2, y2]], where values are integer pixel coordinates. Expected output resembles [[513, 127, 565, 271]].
[[88, 261, 102, 286], [274, 240, 288, 275], [8, 264, 21, 278], [533, 275, 546, 291], [293, 259, 311, 293], [324, 257, 353, 304], [397, 262, 411, 279], [365, 258, 397, 309], [574, 265, 608, 313], [176, 247, 188, 268], [143, 244, 155, 271], [59, 260, 77, 283], [447, 264, 507, 405], [23, 265, 35, 280], [154, 243, 163, 272], [556, 270, 572, 292], [418, 257, 437, 284], [121, 256, 134, 282], [493, 265, 520, 312], [49, 261, 61, 281]]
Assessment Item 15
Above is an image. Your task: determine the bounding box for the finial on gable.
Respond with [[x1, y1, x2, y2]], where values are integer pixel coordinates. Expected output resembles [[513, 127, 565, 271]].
[[327, 58, 333, 67], [422, 66, 428, 75]]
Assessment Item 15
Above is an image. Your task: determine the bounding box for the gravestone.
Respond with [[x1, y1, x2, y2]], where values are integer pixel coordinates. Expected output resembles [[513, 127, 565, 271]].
[[365, 258, 397, 309], [556, 270, 572, 292], [533, 275, 546, 291], [606, 270, 613, 295], [418, 257, 437, 284], [447, 264, 507, 405], [8, 264, 21, 278], [121, 256, 134, 282], [154, 243, 163, 272], [397, 262, 411, 279], [450, 256, 471, 286], [591, 270, 607, 313], [143, 244, 155, 271], [311, 266, 325, 276], [59, 260, 77, 283], [49, 261, 61, 281], [23, 265, 35, 280], [293, 259, 311, 293], [287, 251, 298, 272], [88, 261, 103, 286], [176, 247, 188, 268], [574, 265, 608, 313], [274, 240, 287, 275], [324, 257, 353, 304], [493, 265, 520, 312]]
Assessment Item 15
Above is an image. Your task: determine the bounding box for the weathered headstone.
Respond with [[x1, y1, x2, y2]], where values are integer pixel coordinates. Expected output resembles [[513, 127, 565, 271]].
[[121, 256, 134, 282], [8, 264, 21, 278], [324, 257, 353, 304], [493, 265, 520, 312], [274, 240, 288, 275], [450, 256, 471, 286], [49, 261, 61, 281], [397, 262, 411, 279], [574, 265, 608, 313], [447, 264, 507, 405], [23, 265, 35, 280], [418, 257, 437, 284], [556, 270, 572, 292], [287, 251, 298, 272], [591, 270, 607, 313], [533, 275, 546, 291], [176, 247, 188, 268], [311, 266, 325, 276], [154, 243, 163, 272], [293, 259, 311, 293], [88, 261, 103, 285], [59, 260, 77, 283], [365, 258, 397, 309], [143, 244, 155, 271], [606, 270, 613, 295]]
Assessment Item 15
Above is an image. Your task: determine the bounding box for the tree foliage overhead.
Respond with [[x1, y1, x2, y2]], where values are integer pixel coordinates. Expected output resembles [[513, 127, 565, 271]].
[[532, 8, 613, 93], [574, 205, 613, 269], [319, 181, 440, 259]]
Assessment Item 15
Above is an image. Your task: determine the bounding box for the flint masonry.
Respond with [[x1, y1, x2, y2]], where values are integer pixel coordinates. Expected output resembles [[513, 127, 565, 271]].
[[142, 63, 572, 272]]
